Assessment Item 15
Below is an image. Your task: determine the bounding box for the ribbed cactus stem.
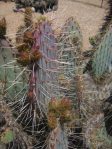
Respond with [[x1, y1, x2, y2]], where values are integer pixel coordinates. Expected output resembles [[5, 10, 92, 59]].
[[92, 27, 112, 82]]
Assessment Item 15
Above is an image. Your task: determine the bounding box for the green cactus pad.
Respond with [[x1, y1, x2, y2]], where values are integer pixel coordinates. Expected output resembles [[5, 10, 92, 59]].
[[1, 129, 14, 144]]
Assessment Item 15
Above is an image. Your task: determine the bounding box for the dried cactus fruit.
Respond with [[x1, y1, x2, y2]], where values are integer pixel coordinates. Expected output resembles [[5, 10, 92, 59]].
[[24, 7, 33, 28], [47, 98, 73, 129]]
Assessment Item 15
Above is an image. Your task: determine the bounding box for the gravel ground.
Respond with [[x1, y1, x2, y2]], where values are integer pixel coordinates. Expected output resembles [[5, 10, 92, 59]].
[[0, 0, 106, 50]]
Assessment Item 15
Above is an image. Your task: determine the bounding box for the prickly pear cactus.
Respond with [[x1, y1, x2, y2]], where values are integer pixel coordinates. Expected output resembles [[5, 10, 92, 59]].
[[0, 16, 58, 148], [0, 33, 27, 102], [12, 17, 59, 148], [0, 14, 84, 148], [58, 17, 83, 111], [50, 17, 84, 149], [92, 27, 112, 82]]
